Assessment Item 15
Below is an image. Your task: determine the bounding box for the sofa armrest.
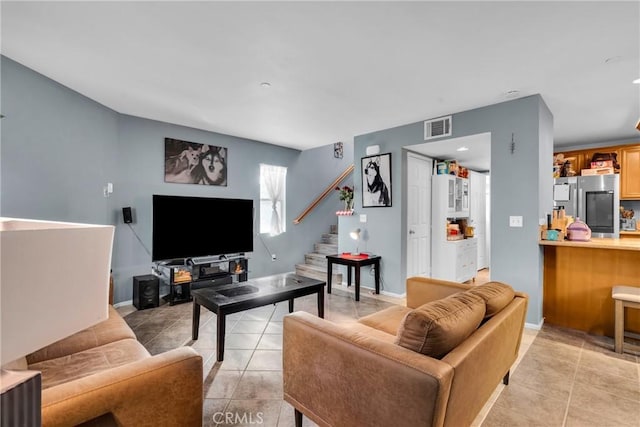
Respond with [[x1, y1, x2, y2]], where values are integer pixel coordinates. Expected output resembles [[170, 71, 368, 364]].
[[406, 277, 472, 308], [41, 346, 203, 427], [283, 312, 454, 427]]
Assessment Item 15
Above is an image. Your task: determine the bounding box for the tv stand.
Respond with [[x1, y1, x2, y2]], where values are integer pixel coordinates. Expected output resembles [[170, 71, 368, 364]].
[[159, 255, 249, 306]]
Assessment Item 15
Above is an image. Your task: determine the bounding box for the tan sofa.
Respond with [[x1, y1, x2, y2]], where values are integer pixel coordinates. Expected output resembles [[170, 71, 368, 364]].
[[25, 305, 203, 427], [283, 277, 528, 427]]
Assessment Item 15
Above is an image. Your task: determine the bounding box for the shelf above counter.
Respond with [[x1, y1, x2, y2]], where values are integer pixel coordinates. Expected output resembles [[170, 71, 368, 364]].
[[539, 237, 640, 251]]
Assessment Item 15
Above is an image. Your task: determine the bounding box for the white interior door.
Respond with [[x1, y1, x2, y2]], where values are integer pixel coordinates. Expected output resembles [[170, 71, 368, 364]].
[[407, 153, 432, 278]]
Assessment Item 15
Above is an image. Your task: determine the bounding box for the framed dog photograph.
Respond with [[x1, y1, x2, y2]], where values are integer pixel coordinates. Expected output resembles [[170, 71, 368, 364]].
[[361, 153, 392, 207], [164, 138, 227, 186]]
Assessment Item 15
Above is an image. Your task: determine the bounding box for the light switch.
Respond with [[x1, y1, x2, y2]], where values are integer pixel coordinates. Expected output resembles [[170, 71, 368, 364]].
[[360, 214, 367, 223], [509, 216, 523, 227]]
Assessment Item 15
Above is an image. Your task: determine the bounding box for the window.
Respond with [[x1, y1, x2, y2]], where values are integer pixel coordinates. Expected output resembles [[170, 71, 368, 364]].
[[260, 164, 287, 235]]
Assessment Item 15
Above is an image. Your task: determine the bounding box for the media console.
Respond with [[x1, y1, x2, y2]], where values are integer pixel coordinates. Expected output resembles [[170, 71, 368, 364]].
[[155, 255, 249, 306]]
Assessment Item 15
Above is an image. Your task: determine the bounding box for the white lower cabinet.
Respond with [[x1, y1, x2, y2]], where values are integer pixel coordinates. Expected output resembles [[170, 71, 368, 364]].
[[431, 238, 477, 283]]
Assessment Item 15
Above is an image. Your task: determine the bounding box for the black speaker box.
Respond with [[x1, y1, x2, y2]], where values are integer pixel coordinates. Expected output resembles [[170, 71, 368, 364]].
[[133, 275, 159, 310], [122, 207, 133, 224]]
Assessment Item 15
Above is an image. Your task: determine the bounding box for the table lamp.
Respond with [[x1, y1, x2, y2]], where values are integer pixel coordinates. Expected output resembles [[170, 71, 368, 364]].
[[1, 218, 114, 424], [349, 228, 361, 255]]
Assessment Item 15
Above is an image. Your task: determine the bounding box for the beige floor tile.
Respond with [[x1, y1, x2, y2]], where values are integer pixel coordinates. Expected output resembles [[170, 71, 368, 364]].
[[246, 350, 283, 371], [218, 349, 254, 371], [481, 383, 566, 426], [573, 362, 640, 401], [224, 333, 262, 350], [568, 384, 640, 426], [257, 334, 283, 350], [203, 399, 230, 427], [232, 371, 283, 399], [222, 399, 282, 427], [206, 370, 243, 399], [579, 348, 640, 380], [231, 320, 268, 334], [264, 322, 283, 334], [241, 306, 277, 321], [565, 402, 639, 427]]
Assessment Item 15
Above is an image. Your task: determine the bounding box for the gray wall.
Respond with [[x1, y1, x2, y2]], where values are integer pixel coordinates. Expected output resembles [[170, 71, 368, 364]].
[[353, 95, 553, 325], [1, 56, 119, 224], [1, 56, 352, 304]]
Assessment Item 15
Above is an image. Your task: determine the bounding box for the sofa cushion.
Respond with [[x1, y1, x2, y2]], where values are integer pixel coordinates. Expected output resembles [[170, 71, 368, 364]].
[[358, 305, 412, 335], [466, 281, 515, 319], [29, 338, 149, 390], [395, 292, 485, 359], [26, 305, 136, 365]]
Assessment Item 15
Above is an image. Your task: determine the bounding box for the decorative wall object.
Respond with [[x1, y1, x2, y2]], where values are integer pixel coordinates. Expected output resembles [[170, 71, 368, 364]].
[[164, 138, 227, 186], [361, 153, 392, 207], [334, 142, 343, 159]]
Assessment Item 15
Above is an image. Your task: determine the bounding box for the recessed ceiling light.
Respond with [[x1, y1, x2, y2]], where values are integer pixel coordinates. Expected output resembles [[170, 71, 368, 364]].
[[633, 78, 640, 84], [456, 146, 469, 152], [260, 82, 271, 88]]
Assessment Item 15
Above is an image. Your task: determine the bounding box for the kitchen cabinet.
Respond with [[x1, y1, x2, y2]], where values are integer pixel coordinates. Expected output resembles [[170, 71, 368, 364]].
[[432, 174, 469, 218], [554, 150, 584, 176], [431, 174, 476, 282], [620, 145, 640, 199], [431, 238, 478, 283], [582, 148, 620, 171]]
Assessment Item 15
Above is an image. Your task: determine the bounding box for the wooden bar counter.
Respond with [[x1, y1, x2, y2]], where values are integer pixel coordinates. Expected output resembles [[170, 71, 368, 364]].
[[540, 238, 640, 337]]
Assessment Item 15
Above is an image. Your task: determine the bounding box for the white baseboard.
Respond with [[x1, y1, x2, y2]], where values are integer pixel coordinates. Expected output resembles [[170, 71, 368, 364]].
[[340, 282, 406, 299], [525, 318, 544, 330], [113, 300, 133, 309]]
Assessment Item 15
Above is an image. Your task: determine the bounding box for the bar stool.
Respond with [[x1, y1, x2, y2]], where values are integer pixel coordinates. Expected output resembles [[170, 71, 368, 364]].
[[611, 286, 640, 354]]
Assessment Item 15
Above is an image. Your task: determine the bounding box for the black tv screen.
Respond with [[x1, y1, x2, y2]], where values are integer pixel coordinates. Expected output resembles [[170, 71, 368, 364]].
[[152, 195, 254, 261]]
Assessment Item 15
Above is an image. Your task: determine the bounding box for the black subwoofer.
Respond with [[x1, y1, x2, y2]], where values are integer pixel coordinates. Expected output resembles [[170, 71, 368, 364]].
[[133, 275, 159, 310]]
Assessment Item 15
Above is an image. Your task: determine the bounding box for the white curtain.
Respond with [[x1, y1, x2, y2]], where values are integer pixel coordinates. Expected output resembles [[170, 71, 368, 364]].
[[262, 165, 286, 236]]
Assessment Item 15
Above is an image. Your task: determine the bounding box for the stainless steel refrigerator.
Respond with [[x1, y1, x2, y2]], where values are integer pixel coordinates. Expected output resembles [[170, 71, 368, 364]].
[[553, 174, 620, 238]]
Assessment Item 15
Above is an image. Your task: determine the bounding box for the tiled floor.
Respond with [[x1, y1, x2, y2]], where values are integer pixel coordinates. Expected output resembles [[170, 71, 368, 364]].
[[118, 279, 639, 427]]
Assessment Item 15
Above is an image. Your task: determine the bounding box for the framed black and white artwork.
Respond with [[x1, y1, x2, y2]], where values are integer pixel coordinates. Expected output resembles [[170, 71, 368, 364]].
[[164, 138, 227, 186], [361, 153, 392, 207]]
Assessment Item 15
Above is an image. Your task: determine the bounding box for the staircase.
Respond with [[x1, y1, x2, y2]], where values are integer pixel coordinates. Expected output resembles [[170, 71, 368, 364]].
[[295, 224, 343, 284]]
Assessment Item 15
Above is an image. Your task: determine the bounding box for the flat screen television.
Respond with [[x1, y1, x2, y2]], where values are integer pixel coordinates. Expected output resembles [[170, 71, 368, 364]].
[[152, 195, 254, 262]]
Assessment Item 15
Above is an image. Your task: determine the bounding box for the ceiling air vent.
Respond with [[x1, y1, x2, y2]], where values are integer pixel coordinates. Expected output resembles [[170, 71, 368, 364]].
[[424, 116, 452, 140]]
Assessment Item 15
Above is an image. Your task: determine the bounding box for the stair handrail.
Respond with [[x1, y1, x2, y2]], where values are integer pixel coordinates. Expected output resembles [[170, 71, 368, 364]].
[[293, 164, 354, 225]]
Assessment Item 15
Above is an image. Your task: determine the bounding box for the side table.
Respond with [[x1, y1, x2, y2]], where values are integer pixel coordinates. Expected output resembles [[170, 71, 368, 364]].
[[326, 254, 381, 301]]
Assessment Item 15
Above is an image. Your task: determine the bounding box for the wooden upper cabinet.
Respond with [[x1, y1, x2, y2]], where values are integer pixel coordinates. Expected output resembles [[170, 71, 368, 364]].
[[553, 150, 584, 176], [582, 148, 620, 172], [620, 145, 640, 199]]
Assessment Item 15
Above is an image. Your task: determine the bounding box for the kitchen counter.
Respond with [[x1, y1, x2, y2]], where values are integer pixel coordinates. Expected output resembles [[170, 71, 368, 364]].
[[540, 238, 640, 337], [539, 237, 640, 251]]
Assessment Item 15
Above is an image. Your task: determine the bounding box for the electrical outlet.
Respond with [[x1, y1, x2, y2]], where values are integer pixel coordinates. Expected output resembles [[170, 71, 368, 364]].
[[370, 265, 376, 276], [509, 216, 523, 227], [271, 254, 277, 261]]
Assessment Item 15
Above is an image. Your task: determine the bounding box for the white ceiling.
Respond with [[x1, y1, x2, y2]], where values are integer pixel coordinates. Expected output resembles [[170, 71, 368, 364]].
[[2, 1, 639, 152], [407, 133, 492, 172]]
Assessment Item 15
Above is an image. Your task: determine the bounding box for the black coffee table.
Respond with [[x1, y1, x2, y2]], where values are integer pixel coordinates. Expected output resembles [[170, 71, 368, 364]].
[[191, 273, 325, 362]]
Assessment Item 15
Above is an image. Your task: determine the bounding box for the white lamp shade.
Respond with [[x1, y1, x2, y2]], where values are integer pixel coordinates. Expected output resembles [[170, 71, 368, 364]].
[[1, 218, 115, 365], [349, 229, 361, 240]]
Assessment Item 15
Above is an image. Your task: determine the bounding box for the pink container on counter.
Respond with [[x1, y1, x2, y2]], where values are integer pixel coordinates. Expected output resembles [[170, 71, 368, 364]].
[[567, 218, 592, 241]]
